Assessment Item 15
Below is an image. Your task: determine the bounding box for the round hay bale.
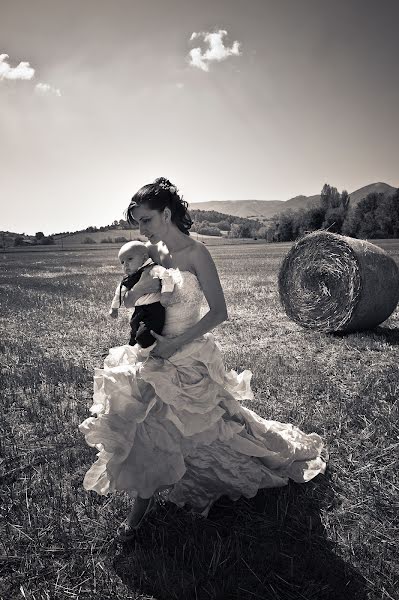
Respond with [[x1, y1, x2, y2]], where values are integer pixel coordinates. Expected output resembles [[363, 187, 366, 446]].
[[278, 231, 399, 333]]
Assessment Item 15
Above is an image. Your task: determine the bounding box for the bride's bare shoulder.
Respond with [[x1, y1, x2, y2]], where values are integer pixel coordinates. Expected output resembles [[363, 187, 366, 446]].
[[188, 238, 215, 271], [146, 242, 160, 262], [189, 237, 211, 255]]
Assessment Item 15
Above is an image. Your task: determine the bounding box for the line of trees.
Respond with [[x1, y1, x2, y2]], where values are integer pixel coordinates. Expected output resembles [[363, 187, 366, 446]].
[[262, 185, 399, 242], [14, 232, 55, 246], [79, 211, 262, 238], [190, 210, 261, 237]]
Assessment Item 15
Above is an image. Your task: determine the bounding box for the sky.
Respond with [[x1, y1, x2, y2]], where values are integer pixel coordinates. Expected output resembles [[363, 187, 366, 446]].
[[1, 0, 398, 235]]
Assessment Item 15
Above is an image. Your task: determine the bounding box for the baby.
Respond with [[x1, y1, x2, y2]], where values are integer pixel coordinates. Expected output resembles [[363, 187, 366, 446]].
[[109, 241, 178, 348]]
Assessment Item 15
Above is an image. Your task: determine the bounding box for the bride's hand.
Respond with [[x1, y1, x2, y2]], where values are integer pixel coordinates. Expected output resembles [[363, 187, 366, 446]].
[[150, 331, 179, 359]]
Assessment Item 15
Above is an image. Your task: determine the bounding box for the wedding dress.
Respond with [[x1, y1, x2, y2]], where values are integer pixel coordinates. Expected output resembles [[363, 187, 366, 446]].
[[79, 270, 326, 515]]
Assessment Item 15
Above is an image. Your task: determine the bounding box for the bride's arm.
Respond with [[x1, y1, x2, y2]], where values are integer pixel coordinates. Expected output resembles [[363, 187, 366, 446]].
[[151, 243, 228, 357]]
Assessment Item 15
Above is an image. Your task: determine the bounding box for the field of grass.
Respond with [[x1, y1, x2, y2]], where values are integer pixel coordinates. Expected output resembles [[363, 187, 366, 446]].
[[52, 229, 233, 247], [1, 241, 398, 600], [3, 229, 233, 250], [21, 229, 270, 249], [53, 228, 145, 246]]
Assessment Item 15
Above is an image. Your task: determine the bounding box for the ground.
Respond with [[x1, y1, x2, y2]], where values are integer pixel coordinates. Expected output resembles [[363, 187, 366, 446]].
[[0, 240, 398, 600]]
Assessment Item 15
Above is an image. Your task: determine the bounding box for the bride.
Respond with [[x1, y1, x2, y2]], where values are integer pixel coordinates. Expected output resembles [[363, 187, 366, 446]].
[[79, 177, 326, 541]]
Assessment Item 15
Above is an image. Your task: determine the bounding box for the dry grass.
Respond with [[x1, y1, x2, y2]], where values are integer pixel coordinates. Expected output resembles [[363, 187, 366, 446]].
[[1, 242, 399, 600]]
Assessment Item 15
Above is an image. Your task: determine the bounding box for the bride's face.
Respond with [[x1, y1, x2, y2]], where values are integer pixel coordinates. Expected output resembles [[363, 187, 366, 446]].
[[131, 204, 167, 244]]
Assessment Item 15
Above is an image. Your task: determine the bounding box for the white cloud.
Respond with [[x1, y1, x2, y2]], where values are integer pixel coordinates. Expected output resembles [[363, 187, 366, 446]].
[[35, 82, 62, 97], [0, 54, 35, 80], [0, 52, 61, 96], [188, 47, 209, 72], [188, 30, 242, 72]]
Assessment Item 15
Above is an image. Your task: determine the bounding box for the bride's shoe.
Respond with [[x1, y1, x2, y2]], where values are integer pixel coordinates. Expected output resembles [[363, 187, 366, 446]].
[[115, 496, 155, 542]]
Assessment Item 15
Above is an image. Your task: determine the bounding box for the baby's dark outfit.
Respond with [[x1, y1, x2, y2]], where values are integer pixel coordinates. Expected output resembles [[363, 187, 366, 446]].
[[118, 261, 165, 349]]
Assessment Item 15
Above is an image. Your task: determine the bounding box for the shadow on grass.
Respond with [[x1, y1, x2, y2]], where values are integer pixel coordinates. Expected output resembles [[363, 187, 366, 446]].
[[111, 472, 370, 600], [332, 326, 399, 345], [373, 326, 399, 345]]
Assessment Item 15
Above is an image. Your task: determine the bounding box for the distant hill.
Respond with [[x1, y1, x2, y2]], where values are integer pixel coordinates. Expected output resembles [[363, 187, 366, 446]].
[[346, 182, 396, 205], [290, 182, 397, 211], [189, 200, 283, 220], [188, 199, 282, 220], [284, 194, 321, 210], [189, 182, 397, 220]]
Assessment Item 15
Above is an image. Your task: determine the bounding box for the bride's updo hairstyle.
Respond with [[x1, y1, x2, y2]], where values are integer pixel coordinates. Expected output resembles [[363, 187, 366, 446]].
[[126, 177, 193, 235]]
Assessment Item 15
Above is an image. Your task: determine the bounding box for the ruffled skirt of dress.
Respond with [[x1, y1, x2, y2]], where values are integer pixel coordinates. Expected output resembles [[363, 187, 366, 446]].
[[79, 334, 326, 516]]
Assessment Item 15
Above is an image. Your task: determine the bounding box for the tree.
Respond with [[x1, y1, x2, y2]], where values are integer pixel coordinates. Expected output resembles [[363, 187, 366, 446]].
[[344, 193, 383, 238], [256, 226, 268, 239], [342, 208, 355, 236], [229, 223, 254, 238], [191, 220, 208, 233], [300, 206, 326, 233], [228, 224, 241, 238], [321, 187, 350, 233], [276, 210, 295, 241], [214, 220, 231, 231], [265, 220, 279, 242], [375, 189, 399, 238], [35, 231, 45, 240], [197, 225, 221, 236], [322, 207, 346, 233], [42, 236, 55, 245], [14, 236, 24, 246], [340, 190, 350, 212], [320, 184, 340, 212]]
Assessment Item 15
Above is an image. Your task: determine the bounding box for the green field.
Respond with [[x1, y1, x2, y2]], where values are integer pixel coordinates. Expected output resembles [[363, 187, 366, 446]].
[[1, 241, 398, 600]]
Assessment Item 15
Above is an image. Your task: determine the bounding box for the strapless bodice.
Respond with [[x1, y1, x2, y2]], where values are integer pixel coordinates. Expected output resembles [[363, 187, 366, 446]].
[[162, 270, 204, 337]]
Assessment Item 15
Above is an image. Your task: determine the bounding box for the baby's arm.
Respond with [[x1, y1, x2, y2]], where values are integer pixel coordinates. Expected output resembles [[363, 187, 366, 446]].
[[151, 266, 181, 307], [109, 282, 123, 318], [159, 277, 176, 307]]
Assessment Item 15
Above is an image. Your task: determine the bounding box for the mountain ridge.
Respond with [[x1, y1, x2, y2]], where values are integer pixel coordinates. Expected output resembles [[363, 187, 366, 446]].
[[189, 182, 397, 220]]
